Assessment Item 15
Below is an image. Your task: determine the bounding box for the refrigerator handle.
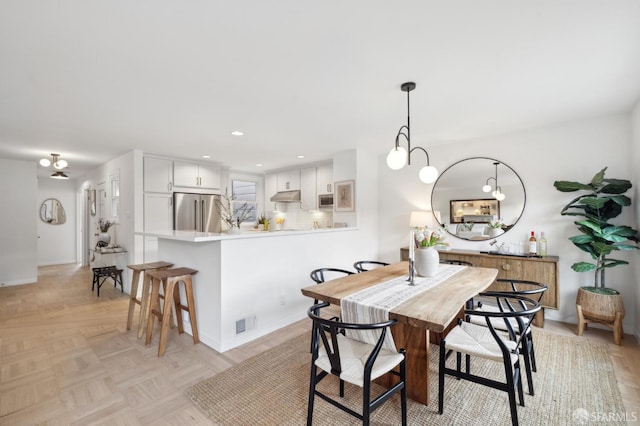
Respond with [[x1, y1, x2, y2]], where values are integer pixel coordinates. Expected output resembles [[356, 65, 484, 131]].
[[201, 200, 206, 231], [194, 200, 198, 230]]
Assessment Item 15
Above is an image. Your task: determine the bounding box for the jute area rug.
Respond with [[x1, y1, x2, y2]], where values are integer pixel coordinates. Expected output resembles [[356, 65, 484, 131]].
[[185, 330, 626, 425]]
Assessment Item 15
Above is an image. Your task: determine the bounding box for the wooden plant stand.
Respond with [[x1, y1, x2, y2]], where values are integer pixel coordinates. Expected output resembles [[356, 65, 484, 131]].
[[576, 287, 625, 345]]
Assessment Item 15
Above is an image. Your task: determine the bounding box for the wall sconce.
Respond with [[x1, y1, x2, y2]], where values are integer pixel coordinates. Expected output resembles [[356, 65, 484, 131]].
[[482, 161, 505, 201], [40, 153, 70, 179], [386, 82, 438, 184]]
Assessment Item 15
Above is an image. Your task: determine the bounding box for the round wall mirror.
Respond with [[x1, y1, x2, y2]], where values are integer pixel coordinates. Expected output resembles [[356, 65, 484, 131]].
[[431, 157, 526, 241], [40, 198, 67, 225]]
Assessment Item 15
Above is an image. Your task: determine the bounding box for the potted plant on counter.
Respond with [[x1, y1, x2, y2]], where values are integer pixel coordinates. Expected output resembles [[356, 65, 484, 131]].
[[554, 167, 639, 344]]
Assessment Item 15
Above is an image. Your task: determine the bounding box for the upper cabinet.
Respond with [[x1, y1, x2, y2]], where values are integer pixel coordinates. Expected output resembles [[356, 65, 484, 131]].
[[316, 162, 333, 194], [144, 157, 173, 193], [277, 170, 300, 191], [173, 161, 221, 190]]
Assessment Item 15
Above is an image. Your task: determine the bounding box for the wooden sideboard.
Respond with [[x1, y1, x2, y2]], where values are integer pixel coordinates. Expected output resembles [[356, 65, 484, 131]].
[[400, 248, 559, 327]]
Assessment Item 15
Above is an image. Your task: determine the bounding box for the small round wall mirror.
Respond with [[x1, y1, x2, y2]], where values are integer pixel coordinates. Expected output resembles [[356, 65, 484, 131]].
[[40, 198, 66, 225], [431, 157, 526, 241]]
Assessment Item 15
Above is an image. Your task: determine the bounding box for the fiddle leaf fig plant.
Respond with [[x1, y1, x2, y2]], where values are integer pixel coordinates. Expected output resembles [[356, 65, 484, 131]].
[[554, 167, 639, 293]]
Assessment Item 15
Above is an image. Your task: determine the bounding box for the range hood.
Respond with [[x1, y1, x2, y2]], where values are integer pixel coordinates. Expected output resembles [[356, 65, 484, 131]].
[[270, 190, 301, 202]]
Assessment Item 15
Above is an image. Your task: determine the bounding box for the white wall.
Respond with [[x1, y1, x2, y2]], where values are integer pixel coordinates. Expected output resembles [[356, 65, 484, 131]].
[[378, 113, 637, 334], [0, 159, 38, 286], [37, 178, 76, 266], [630, 100, 640, 340], [76, 150, 137, 293]]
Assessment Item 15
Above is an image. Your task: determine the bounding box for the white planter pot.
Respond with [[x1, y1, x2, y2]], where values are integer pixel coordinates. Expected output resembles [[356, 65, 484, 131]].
[[489, 228, 504, 238], [415, 247, 439, 277]]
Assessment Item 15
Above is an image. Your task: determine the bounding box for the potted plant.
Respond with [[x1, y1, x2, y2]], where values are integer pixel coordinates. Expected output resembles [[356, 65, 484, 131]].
[[554, 167, 639, 343], [488, 218, 504, 238]]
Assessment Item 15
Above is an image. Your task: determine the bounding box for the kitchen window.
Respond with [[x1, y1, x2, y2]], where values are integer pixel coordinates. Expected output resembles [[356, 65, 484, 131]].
[[232, 179, 257, 222]]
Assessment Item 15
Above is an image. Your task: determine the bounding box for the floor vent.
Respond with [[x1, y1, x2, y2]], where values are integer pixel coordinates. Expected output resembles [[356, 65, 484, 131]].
[[235, 315, 256, 335]]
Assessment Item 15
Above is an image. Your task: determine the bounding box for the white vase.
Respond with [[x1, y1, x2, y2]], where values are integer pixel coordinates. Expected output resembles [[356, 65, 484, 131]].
[[98, 232, 111, 246], [414, 247, 439, 277], [489, 228, 504, 238]]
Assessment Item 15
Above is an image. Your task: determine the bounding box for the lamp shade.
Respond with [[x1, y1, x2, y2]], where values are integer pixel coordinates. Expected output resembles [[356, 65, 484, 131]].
[[410, 211, 434, 228], [386, 146, 407, 170]]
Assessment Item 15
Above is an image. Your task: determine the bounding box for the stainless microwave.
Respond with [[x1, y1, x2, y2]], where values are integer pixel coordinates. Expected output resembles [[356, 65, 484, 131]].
[[318, 193, 333, 209]]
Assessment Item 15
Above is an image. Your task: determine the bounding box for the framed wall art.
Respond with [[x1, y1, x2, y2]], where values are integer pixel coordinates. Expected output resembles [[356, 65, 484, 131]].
[[334, 180, 355, 212]]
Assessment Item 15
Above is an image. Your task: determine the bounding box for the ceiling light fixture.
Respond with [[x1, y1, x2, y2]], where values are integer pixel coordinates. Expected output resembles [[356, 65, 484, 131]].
[[40, 153, 70, 178], [50, 171, 69, 180], [386, 82, 438, 184], [40, 153, 68, 170], [482, 161, 506, 201], [231, 130, 244, 136]]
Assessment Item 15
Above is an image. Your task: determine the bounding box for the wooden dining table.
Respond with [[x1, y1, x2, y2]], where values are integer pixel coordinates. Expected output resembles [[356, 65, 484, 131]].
[[300, 261, 498, 405]]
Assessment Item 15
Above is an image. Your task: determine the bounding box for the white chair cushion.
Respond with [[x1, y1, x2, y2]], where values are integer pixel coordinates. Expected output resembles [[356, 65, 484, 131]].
[[468, 304, 531, 334], [445, 321, 518, 365], [315, 334, 404, 387]]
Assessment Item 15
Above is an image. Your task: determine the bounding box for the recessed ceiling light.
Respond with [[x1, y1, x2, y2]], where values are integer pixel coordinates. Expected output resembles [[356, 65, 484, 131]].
[[202, 155, 211, 159], [231, 130, 244, 136], [297, 155, 305, 159], [255, 163, 263, 167]]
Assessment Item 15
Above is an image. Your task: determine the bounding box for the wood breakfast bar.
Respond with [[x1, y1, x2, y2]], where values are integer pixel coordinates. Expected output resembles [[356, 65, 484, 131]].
[[301, 262, 499, 405]]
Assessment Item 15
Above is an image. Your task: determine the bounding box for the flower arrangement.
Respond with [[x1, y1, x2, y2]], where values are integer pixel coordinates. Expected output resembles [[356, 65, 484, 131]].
[[217, 188, 251, 229], [98, 219, 115, 232], [489, 219, 503, 229], [414, 226, 448, 248]]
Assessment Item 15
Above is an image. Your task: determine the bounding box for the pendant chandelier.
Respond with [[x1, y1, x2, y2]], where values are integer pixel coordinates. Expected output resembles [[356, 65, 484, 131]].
[[386, 82, 438, 184], [482, 161, 505, 201]]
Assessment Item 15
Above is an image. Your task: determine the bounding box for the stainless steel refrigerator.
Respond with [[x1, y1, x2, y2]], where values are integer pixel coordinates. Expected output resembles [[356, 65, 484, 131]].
[[173, 192, 221, 232]]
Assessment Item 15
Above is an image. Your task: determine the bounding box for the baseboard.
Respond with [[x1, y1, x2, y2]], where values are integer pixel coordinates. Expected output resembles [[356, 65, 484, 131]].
[[0, 277, 38, 287]]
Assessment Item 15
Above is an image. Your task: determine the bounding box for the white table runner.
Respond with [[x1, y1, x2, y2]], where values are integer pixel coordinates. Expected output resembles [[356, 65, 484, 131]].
[[341, 264, 466, 351]]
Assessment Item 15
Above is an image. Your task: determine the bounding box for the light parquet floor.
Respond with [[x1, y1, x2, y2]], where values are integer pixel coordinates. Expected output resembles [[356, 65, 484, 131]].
[[0, 263, 638, 425]]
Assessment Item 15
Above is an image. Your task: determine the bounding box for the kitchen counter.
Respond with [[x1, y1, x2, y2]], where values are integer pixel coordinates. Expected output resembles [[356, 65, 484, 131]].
[[138, 227, 354, 242], [137, 226, 361, 353]]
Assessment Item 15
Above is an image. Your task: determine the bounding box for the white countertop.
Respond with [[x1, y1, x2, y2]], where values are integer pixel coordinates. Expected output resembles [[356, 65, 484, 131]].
[[137, 227, 356, 242]]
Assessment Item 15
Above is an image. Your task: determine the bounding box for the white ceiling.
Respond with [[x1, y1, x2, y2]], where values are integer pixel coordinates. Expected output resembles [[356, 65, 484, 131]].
[[1, 1, 640, 178]]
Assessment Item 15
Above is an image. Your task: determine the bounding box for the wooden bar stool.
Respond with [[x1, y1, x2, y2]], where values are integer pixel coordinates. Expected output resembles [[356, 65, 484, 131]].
[[126, 261, 174, 338], [145, 267, 199, 356]]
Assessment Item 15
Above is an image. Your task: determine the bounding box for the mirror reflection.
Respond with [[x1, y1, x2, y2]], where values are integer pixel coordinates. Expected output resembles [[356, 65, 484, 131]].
[[40, 198, 66, 225], [431, 157, 526, 241]]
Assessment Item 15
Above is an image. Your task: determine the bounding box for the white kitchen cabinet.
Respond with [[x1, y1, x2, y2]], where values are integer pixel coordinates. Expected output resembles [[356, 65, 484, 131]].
[[265, 173, 277, 205], [300, 167, 317, 211], [144, 193, 173, 262], [316, 162, 333, 194], [277, 170, 300, 191], [144, 156, 173, 193], [174, 161, 221, 190]]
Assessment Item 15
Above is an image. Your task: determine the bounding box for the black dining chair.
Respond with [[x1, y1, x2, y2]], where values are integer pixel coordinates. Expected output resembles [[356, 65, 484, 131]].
[[467, 278, 548, 396], [439, 292, 540, 426], [307, 302, 407, 426], [353, 261, 389, 273], [308, 268, 355, 351]]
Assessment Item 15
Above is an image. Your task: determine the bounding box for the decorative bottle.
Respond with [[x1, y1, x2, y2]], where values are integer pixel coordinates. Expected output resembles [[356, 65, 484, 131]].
[[528, 231, 537, 256], [539, 232, 547, 257]]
